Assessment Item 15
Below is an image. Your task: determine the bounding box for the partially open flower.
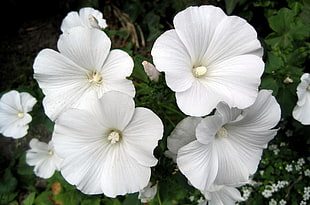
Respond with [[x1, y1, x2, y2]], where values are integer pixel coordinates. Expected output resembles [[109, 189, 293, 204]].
[[61, 7, 107, 32], [138, 182, 158, 203], [151, 5, 264, 116], [293, 73, 310, 125], [0, 90, 37, 139]]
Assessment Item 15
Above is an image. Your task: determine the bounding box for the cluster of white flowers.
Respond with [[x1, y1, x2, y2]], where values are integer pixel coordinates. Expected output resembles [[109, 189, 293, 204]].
[[25, 7, 164, 198], [241, 186, 252, 200], [7, 4, 310, 205], [152, 5, 281, 205], [262, 181, 289, 198], [269, 144, 280, 155], [303, 187, 310, 201]]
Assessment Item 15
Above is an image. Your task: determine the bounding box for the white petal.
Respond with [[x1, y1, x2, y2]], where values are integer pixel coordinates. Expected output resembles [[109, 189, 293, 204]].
[[123, 107, 163, 167], [225, 126, 276, 174], [151, 30, 194, 92], [177, 140, 218, 191], [213, 137, 249, 185], [57, 27, 111, 71], [60, 11, 81, 32], [0, 90, 22, 112], [195, 115, 223, 145], [173, 5, 227, 63], [176, 80, 221, 116], [167, 117, 202, 154], [293, 94, 310, 125], [94, 91, 135, 131], [20, 92, 37, 112], [100, 49, 135, 97], [205, 185, 244, 205], [99, 145, 151, 197], [230, 90, 281, 130], [202, 55, 264, 109], [202, 15, 263, 66], [79, 7, 107, 29]]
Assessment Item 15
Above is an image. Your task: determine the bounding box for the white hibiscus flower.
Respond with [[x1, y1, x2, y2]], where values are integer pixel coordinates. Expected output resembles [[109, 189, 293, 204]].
[[0, 90, 37, 139], [61, 7, 107, 32], [293, 73, 310, 125], [52, 91, 163, 197], [33, 27, 135, 121], [168, 90, 280, 191], [151, 5, 264, 116], [26, 138, 63, 179]]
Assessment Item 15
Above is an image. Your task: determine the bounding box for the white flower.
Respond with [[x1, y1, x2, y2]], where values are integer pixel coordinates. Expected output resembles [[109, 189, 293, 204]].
[[285, 164, 293, 172], [304, 169, 310, 177], [293, 73, 310, 125], [203, 185, 244, 205], [279, 199, 287, 205], [138, 183, 158, 203], [151, 5, 264, 116], [33, 27, 135, 121], [52, 91, 163, 197], [61, 7, 107, 32], [26, 138, 62, 179], [269, 198, 277, 205], [0, 90, 37, 139], [169, 90, 280, 191]]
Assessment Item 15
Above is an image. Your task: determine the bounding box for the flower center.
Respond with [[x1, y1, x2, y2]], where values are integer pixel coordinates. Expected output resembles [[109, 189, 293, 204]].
[[88, 14, 100, 29], [216, 127, 228, 138], [17, 112, 24, 118], [88, 70, 103, 85], [107, 130, 122, 144], [48, 150, 54, 156], [192, 66, 207, 78]]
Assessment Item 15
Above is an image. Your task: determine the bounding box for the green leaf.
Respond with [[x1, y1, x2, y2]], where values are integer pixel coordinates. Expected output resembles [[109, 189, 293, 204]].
[[260, 75, 279, 96], [81, 197, 101, 205], [123, 193, 141, 205], [268, 8, 294, 34], [22, 192, 36, 205], [34, 191, 53, 205], [265, 52, 284, 74], [0, 168, 18, 194], [0, 193, 18, 205]]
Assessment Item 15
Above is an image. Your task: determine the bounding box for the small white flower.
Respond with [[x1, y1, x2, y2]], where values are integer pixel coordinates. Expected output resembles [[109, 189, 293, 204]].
[[52, 91, 163, 197], [241, 186, 252, 200], [269, 198, 277, 205], [61, 7, 107, 32], [138, 183, 158, 203], [293, 73, 310, 125], [142, 61, 160, 82], [285, 164, 293, 172], [151, 5, 264, 116], [262, 189, 272, 198], [279, 199, 287, 205], [304, 169, 310, 177], [33, 27, 135, 121], [0, 90, 37, 139], [26, 138, 62, 179], [170, 90, 280, 191], [300, 201, 307, 205], [297, 158, 305, 166]]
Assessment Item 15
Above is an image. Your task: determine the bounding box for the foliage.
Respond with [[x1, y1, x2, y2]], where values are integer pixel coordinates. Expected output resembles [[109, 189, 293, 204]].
[[0, 0, 309, 204]]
